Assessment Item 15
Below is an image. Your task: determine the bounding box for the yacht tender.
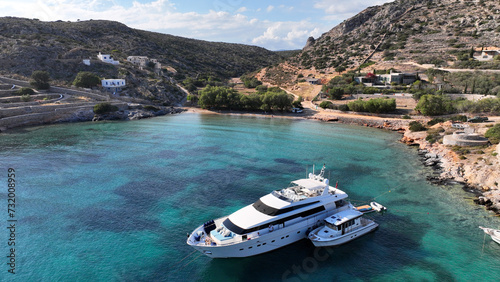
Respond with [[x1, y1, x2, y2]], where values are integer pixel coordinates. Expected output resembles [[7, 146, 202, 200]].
[[479, 226, 500, 245], [308, 209, 378, 247], [187, 165, 352, 258]]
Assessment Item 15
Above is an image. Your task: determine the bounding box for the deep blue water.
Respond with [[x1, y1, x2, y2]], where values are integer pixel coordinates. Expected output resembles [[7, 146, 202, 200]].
[[1, 113, 499, 281]]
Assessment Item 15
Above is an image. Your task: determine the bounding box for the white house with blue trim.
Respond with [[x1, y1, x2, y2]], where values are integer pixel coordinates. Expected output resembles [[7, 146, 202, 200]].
[[101, 79, 126, 93], [97, 52, 120, 65]]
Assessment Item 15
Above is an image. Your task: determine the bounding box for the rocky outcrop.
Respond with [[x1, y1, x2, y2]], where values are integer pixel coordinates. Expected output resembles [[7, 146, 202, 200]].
[[303, 37, 316, 50]]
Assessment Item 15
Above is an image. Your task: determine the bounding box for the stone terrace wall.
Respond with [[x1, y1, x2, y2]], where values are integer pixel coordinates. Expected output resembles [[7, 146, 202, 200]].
[[0, 102, 97, 118], [0, 106, 93, 129]]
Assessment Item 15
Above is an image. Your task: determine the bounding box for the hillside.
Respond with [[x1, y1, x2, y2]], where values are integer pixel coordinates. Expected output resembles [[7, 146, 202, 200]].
[[270, 0, 500, 82], [0, 17, 285, 105]]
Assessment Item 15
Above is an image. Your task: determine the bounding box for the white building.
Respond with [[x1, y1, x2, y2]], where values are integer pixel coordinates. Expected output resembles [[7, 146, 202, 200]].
[[97, 52, 120, 65], [127, 56, 161, 69], [101, 79, 126, 93], [473, 50, 500, 61]]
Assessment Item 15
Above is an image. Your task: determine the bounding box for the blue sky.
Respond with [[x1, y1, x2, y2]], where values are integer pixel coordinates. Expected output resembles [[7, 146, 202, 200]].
[[0, 0, 394, 50]]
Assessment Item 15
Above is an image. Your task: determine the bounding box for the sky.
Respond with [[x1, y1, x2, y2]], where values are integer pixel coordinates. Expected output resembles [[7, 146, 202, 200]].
[[0, 0, 394, 50]]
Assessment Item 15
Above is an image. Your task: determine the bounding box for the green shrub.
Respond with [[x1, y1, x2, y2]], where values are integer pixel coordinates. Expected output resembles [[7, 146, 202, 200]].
[[402, 115, 411, 119], [16, 87, 34, 95], [93, 103, 119, 114], [409, 121, 426, 132], [449, 115, 467, 122], [143, 105, 160, 112], [338, 104, 349, 111], [485, 124, 500, 144], [319, 101, 333, 109], [20, 94, 32, 102], [427, 118, 446, 126]]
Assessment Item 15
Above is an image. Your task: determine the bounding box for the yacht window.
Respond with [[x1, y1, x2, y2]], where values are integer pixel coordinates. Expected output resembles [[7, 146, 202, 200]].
[[223, 205, 326, 235]]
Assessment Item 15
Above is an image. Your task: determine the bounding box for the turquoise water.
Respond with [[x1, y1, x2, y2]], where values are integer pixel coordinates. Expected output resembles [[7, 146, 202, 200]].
[[1, 113, 499, 281]]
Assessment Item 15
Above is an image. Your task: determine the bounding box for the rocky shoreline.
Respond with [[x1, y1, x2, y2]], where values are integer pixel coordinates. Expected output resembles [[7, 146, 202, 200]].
[[401, 130, 500, 215], [54, 106, 186, 124]]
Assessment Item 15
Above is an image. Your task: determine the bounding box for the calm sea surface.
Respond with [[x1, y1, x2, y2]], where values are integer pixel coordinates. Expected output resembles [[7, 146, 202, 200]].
[[1, 113, 499, 281]]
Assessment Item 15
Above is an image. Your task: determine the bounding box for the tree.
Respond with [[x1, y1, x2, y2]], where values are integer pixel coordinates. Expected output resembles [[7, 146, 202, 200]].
[[198, 86, 239, 109], [93, 103, 118, 114], [415, 94, 454, 116], [30, 70, 50, 90], [329, 87, 344, 100], [335, 66, 346, 74], [73, 72, 101, 88]]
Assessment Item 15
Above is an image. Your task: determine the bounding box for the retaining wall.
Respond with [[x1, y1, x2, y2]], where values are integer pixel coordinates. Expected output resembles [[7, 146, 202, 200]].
[[0, 102, 128, 129]]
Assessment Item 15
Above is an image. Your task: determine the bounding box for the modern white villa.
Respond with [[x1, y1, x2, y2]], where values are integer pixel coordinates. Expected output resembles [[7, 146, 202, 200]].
[[101, 79, 126, 93], [355, 71, 418, 86], [97, 52, 120, 65]]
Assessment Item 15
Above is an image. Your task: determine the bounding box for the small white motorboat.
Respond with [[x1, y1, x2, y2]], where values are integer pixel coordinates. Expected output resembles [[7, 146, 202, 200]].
[[479, 226, 500, 245], [370, 201, 387, 212], [308, 209, 378, 247]]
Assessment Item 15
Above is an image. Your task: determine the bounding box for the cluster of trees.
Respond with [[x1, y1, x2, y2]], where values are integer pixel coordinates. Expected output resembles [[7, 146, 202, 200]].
[[347, 98, 396, 113], [415, 94, 500, 116], [197, 86, 294, 111], [319, 98, 396, 114]]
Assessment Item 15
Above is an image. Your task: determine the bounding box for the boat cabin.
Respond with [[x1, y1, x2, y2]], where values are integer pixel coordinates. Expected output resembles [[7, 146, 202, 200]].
[[324, 209, 364, 235]]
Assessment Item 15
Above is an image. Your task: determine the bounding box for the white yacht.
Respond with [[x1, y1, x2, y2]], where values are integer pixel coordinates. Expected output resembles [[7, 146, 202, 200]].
[[186, 165, 352, 258], [308, 209, 378, 247]]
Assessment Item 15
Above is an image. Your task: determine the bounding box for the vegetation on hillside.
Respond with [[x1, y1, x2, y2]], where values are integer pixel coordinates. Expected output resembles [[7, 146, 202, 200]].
[[30, 70, 50, 90], [73, 72, 101, 88]]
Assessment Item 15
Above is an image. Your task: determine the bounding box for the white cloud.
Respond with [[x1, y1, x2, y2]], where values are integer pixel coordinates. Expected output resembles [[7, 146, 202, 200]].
[[236, 7, 247, 13], [266, 5, 274, 12], [252, 20, 324, 50]]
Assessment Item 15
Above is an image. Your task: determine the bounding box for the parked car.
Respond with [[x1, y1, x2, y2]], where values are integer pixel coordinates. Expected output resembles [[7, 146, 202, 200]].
[[291, 108, 303, 113], [467, 116, 488, 123]]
